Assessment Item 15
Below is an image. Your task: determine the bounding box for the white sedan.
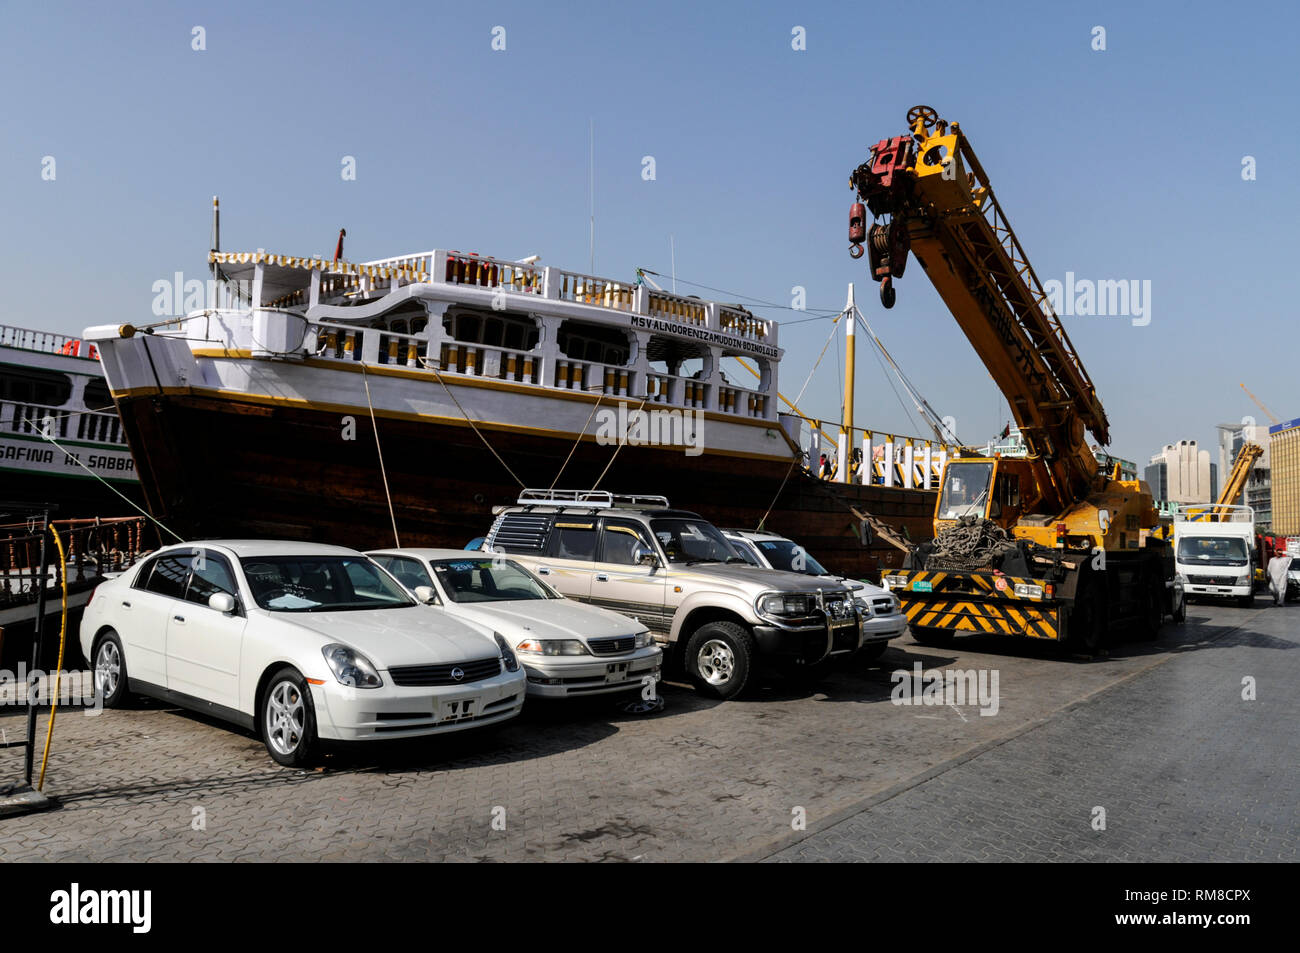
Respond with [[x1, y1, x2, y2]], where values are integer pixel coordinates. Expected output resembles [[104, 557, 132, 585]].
[[368, 549, 662, 700], [80, 540, 526, 766]]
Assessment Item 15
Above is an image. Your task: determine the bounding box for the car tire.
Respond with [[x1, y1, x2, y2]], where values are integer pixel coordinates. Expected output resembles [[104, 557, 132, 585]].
[[685, 622, 754, 700], [261, 667, 319, 768], [92, 630, 130, 709], [857, 642, 889, 663], [911, 626, 954, 647]]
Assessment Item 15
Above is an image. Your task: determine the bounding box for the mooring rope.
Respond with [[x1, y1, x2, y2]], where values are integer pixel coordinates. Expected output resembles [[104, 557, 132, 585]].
[[359, 362, 401, 547], [417, 356, 526, 488], [36, 431, 184, 543]]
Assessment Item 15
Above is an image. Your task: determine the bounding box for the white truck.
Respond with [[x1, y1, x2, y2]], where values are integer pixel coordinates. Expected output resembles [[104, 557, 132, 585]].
[[1173, 504, 1256, 608]]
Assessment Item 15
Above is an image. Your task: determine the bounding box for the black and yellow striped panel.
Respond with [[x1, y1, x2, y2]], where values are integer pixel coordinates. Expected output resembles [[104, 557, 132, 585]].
[[903, 570, 1047, 602], [902, 596, 1061, 640]]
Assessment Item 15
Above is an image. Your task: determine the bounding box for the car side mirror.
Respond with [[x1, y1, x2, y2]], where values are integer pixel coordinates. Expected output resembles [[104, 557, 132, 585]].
[[413, 585, 439, 605], [208, 592, 237, 614], [634, 544, 658, 567]]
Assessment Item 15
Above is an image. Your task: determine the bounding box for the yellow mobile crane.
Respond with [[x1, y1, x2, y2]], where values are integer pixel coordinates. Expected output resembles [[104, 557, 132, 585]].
[[847, 106, 1175, 651]]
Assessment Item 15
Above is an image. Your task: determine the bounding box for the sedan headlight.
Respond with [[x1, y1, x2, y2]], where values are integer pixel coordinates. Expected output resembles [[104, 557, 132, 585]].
[[321, 643, 383, 689], [514, 638, 589, 657], [634, 631, 655, 649], [495, 632, 521, 671], [757, 592, 815, 617]]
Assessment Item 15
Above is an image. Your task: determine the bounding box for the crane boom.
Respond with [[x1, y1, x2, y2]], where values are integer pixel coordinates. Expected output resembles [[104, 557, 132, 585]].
[[1239, 382, 1281, 425], [849, 105, 1106, 513], [1217, 442, 1263, 508]]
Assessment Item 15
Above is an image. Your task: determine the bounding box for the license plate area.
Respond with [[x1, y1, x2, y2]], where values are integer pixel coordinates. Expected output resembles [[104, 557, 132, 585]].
[[436, 696, 480, 723], [604, 662, 630, 684]]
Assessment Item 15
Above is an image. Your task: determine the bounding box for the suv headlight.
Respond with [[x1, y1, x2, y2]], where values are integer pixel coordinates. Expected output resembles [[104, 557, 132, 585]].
[[756, 592, 815, 618], [321, 643, 383, 689], [495, 632, 521, 670], [634, 631, 655, 649], [853, 593, 872, 615], [514, 638, 589, 657]]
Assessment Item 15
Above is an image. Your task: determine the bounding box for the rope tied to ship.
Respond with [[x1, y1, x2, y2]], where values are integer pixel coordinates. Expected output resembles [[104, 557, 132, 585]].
[[359, 362, 401, 547], [925, 515, 1020, 570], [417, 356, 526, 488]]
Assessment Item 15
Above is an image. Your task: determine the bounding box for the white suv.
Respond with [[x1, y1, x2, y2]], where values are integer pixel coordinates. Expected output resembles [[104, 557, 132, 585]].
[[721, 529, 907, 661], [483, 491, 861, 699]]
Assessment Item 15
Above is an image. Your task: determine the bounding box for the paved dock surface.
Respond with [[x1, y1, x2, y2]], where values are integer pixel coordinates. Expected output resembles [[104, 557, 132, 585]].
[[1, 599, 1294, 862]]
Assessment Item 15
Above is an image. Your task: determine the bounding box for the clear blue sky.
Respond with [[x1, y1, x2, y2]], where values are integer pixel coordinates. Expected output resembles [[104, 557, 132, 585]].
[[3, 0, 1297, 466]]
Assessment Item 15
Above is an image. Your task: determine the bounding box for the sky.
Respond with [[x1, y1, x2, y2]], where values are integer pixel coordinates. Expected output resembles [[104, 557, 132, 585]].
[[2, 0, 1297, 467]]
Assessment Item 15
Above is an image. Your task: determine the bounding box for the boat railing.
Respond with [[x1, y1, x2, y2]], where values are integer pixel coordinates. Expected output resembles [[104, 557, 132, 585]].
[[0, 516, 150, 609], [0, 400, 125, 446], [0, 323, 91, 357], [718, 305, 772, 343], [301, 316, 777, 418], [796, 419, 962, 490]]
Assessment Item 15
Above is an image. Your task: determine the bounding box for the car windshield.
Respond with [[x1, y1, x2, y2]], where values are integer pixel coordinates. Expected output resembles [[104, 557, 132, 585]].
[[240, 556, 416, 612], [938, 462, 994, 520], [431, 558, 558, 603], [651, 519, 745, 564], [1177, 536, 1249, 566], [757, 540, 830, 576]]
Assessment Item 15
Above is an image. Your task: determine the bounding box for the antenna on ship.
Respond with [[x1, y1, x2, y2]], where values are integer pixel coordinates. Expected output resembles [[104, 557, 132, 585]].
[[588, 119, 595, 274], [210, 196, 224, 282], [670, 235, 676, 293]]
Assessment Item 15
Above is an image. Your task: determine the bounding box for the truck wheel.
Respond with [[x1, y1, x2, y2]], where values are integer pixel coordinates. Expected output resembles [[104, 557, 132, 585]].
[[1236, 594, 1254, 609], [684, 622, 754, 700], [1069, 587, 1108, 654], [1172, 590, 1186, 624], [911, 627, 954, 647], [1138, 577, 1164, 641]]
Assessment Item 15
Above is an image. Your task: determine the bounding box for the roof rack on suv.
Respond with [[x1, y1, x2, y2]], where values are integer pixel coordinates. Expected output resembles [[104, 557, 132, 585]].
[[516, 489, 671, 509]]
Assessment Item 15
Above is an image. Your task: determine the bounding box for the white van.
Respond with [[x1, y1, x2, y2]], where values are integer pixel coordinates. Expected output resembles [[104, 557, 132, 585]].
[[1173, 504, 1256, 608]]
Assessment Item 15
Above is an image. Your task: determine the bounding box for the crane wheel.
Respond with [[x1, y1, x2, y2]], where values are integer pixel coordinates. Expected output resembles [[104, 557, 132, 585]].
[[907, 105, 938, 131], [880, 276, 896, 309]]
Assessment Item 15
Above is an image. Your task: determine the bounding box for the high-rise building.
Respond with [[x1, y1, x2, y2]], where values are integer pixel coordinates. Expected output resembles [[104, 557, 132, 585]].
[[1269, 417, 1300, 536], [1147, 440, 1214, 505], [1217, 422, 1272, 529]]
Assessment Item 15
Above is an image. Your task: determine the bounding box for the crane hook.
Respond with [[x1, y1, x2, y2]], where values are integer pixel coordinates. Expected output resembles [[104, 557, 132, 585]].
[[849, 243, 864, 259], [880, 276, 896, 309]]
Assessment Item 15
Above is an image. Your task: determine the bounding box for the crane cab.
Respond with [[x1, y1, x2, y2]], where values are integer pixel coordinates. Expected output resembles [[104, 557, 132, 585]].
[[934, 457, 1036, 534]]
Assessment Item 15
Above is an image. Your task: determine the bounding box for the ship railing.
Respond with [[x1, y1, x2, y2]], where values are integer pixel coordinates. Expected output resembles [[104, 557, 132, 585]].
[[303, 317, 778, 417], [0, 324, 86, 357], [0, 401, 125, 446], [0, 516, 150, 609], [555, 270, 637, 312], [717, 305, 773, 343], [717, 383, 769, 418], [798, 422, 962, 490], [647, 290, 707, 327]]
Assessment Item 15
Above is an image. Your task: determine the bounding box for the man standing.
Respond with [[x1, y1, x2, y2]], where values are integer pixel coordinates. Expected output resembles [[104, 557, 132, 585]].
[[1267, 551, 1292, 606]]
